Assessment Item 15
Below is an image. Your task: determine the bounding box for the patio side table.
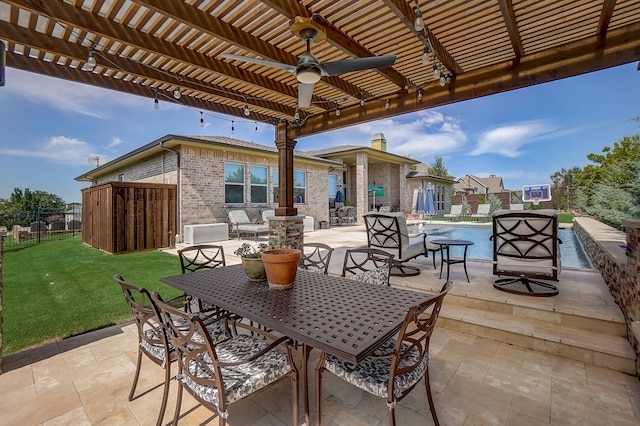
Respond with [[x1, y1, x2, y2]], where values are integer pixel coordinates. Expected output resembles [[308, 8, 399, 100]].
[[432, 239, 474, 282]]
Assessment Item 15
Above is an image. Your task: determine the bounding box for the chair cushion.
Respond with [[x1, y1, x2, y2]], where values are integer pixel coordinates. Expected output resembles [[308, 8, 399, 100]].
[[141, 314, 227, 361], [323, 338, 429, 399], [236, 224, 269, 232], [179, 334, 292, 413], [346, 267, 389, 286]]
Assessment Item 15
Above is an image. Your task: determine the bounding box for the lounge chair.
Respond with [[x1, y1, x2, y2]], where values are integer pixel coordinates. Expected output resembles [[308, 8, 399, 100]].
[[491, 209, 562, 296], [227, 209, 269, 241], [363, 212, 446, 276], [444, 204, 462, 220], [471, 203, 491, 220]]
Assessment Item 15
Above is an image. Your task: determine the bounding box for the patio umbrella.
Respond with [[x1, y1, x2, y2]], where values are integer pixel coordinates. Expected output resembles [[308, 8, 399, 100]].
[[415, 186, 425, 217], [425, 182, 436, 228], [335, 188, 344, 208]]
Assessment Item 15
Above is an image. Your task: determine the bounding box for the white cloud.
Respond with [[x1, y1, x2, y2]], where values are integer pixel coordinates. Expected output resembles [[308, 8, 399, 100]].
[[0, 136, 106, 166], [107, 137, 124, 148], [5, 68, 149, 118], [470, 119, 559, 157]]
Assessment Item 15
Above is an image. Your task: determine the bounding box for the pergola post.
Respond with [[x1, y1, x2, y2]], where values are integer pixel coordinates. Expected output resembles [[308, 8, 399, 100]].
[[268, 122, 303, 250]]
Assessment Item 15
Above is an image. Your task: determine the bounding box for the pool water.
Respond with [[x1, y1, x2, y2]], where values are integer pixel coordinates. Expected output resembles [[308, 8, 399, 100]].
[[421, 225, 593, 269]]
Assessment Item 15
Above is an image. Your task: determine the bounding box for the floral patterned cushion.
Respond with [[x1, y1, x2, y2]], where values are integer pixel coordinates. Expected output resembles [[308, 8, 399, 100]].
[[179, 334, 292, 416], [323, 338, 428, 399], [346, 267, 389, 286], [141, 315, 227, 361]]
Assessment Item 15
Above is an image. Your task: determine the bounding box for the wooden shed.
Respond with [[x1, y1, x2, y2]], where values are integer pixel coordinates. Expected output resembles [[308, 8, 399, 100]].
[[81, 182, 177, 254]]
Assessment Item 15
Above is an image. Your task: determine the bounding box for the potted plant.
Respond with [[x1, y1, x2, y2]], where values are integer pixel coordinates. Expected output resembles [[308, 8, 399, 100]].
[[234, 242, 268, 281], [261, 248, 302, 290]]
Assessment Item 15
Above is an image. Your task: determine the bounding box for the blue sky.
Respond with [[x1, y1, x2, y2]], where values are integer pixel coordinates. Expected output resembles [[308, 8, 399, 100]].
[[1, 63, 638, 204]]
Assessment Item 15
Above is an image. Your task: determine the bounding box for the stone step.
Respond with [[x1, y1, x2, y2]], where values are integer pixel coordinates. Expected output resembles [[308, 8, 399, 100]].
[[438, 302, 636, 375]]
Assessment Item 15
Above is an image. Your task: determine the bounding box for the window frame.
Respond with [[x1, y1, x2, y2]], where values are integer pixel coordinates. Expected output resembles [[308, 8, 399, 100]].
[[224, 162, 245, 204], [250, 165, 268, 204]]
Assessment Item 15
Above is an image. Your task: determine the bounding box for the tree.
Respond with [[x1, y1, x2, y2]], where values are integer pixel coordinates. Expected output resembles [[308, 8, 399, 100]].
[[550, 166, 582, 211], [429, 155, 449, 177], [1, 188, 67, 227]]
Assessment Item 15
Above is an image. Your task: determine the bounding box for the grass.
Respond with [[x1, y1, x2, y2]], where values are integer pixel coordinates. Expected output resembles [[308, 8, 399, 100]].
[[1, 237, 183, 355]]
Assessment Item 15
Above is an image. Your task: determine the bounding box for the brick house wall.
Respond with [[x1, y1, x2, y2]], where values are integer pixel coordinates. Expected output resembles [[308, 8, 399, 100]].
[[91, 142, 330, 241]]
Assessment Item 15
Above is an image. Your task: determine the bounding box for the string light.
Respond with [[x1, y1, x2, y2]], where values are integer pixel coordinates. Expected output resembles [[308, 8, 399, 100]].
[[173, 86, 181, 99], [335, 103, 340, 116], [417, 89, 423, 101], [433, 64, 440, 79], [200, 111, 204, 127], [85, 50, 96, 71], [294, 109, 300, 121], [254, 122, 258, 133], [421, 47, 430, 65], [243, 101, 250, 116], [360, 98, 365, 107], [439, 75, 446, 86], [414, 0, 425, 31], [385, 99, 390, 110], [446, 74, 452, 84], [154, 97, 159, 109], [231, 120, 235, 135]]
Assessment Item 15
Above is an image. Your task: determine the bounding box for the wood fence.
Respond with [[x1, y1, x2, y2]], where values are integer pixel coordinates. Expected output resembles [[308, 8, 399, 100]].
[[82, 182, 176, 254]]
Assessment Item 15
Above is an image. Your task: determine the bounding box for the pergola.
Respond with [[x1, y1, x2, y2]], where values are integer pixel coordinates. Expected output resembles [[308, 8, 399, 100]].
[[2, 0, 640, 216]]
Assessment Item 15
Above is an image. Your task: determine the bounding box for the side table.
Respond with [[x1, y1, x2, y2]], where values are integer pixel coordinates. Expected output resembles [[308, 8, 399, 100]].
[[431, 239, 474, 282]]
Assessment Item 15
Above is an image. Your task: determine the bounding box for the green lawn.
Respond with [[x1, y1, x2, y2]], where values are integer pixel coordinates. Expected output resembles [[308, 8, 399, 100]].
[[1, 237, 183, 355]]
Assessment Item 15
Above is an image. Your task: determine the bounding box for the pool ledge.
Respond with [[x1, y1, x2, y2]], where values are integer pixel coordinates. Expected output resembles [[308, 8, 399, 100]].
[[573, 216, 640, 378]]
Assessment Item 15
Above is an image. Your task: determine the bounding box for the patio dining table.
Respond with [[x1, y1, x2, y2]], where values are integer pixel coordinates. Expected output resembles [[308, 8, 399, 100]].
[[160, 264, 435, 425]]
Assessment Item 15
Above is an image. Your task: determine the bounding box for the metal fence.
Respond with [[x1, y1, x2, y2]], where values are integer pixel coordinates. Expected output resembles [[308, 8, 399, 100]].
[[0, 205, 82, 248]]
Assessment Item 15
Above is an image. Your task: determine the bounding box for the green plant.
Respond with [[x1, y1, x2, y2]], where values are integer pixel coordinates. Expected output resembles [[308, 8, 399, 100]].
[[234, 242, 268, 258]]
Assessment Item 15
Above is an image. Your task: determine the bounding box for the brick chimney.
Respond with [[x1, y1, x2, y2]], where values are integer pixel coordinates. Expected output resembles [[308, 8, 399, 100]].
[[371, 133, 387, 151]]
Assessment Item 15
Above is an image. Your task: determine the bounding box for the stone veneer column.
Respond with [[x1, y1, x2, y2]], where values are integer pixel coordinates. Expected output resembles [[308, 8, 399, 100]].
[[268, 216, 303, 250], [622, 219, 640, 377], [355, 152, 368, 224]]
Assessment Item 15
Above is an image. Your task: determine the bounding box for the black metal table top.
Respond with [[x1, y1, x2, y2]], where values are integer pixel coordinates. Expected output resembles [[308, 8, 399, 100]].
[[160, 264, 434, 363], [431, 239, 474, 246]]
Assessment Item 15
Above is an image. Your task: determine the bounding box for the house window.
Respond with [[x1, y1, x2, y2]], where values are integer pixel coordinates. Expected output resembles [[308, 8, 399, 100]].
[[224, 162, 244, 203], [272, 168, 279, 203], [250, 165, 268, 204], [294, 170, 306, 204], [272, 168, 307, 204]]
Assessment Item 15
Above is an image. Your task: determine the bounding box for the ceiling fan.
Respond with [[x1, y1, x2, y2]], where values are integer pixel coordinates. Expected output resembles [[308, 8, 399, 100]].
[[219, 17, 397, 109]]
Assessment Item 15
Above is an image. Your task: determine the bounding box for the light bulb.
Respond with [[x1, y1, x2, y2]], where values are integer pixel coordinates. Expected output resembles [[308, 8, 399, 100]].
[[433, 65, 440, 79], [414, 12, 424, 32], [173, 87, 181, 99], [153, 98, 159, 109], [294, 110, 300, 121], [417, 89, 423, 101], [86, 51, 96, 71], [360, 98, 365, 107], [231, 120, 235, 135], [243, 103, 250, 116], [385, 99, 390, 110], [254, 122, 258, 133], [421, 49, 430, 65], [199, 112, 204, 127], [446, 74, 452, 84], [335, 107, 340, 117], [439, 75, 446, 86]]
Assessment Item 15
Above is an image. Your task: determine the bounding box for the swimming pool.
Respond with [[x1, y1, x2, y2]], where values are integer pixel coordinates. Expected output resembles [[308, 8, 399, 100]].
[[419, 224, 593, 269]]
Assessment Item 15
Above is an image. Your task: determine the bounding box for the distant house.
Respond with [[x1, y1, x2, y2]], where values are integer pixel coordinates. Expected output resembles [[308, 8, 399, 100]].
[[453, 174, 511, 210], [75, 133, 454, 245]]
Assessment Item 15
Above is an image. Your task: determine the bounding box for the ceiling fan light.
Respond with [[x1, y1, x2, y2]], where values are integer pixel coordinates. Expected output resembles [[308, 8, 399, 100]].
[[297, 68, 321, 84]]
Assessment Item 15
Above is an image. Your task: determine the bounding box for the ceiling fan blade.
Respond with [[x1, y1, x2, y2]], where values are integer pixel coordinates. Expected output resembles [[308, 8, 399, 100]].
[[298, 82, 315, 108], [219, 53, 296, 73], [320, 55, 397, 76]]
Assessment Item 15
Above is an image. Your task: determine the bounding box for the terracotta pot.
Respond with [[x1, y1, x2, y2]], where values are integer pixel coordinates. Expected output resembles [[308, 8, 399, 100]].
[[241, 257, 266, 281], [261, 249, 302, 290]]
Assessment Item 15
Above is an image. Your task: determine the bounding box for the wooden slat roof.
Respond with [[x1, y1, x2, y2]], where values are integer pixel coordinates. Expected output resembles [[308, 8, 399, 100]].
[[3, 0, 639, 139]]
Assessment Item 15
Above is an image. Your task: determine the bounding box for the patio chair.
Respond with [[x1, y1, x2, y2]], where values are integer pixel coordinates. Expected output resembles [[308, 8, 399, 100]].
[[471, 203, 491, 220], [341, 247, 394, 286], [363, 212, 444, 276], [178, 244, 229, 315], [261, 208, 276, 224], [114, 275, 229, 426], [491, 209, 562, 296], [315, 281, 453, 426], [338, 206, 357, 225], [299, 242, 334, 274], [227, 209, 269, 241], [443, 204, 462, 220], [149, 291, 299, 426]]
